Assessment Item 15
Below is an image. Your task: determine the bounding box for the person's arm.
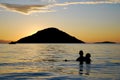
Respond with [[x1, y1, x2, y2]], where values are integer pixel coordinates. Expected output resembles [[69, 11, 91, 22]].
[[76, 57, 80, 61]]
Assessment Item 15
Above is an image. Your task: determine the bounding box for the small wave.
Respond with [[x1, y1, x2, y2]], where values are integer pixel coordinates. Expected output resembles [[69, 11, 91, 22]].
[[0, 72, 52, 80], [0, 62, 31, 66]]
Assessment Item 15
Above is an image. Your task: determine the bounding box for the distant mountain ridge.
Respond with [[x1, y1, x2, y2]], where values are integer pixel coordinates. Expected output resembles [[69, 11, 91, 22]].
[[10, 27, 85, 43], [0, 40, 10, 43], [94, 41, 116, 44]]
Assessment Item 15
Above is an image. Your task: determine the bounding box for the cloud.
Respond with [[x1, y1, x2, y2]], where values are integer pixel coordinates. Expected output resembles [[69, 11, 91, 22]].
[[55, 0, 120, 6], [0, 0, 119, 15], [0, 3, 55, 14]]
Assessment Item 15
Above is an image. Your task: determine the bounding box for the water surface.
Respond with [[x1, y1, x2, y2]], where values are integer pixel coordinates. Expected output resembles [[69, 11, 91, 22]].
[[0, 44, 120, 80]]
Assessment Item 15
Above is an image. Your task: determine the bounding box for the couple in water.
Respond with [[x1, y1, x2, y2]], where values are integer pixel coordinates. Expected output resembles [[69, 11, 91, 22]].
[[76, 50, 91, 75], [76, 50, 91, 64]]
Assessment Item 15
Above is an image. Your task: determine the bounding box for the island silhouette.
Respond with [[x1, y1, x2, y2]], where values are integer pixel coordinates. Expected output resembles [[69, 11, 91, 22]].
[[94, 41, 116, 44], [10, 27, 85, 44]]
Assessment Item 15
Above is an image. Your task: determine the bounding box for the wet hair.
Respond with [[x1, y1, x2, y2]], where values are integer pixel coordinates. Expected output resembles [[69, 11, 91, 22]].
[[86, 53, 91, 58], [79, 50, 83, 56]]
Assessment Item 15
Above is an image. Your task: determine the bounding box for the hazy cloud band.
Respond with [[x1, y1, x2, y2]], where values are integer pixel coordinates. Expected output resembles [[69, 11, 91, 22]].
[[0, 0, 119, 14]]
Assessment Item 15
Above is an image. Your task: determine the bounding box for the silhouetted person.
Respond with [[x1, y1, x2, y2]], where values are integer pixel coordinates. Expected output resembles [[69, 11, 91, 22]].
[[76, 50, 85, 64], [85, 53, 91, 64]]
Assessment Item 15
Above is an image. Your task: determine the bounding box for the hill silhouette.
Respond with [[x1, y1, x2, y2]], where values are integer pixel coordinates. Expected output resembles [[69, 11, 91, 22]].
[[11, 27, 85, 43]]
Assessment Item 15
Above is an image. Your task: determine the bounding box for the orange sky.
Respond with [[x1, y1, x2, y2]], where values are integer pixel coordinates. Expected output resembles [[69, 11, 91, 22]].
[[0, 0, 120, 43]]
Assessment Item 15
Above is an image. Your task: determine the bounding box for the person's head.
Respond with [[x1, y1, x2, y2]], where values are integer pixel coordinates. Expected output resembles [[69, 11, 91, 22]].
[[79, 50, 83, 56], [86, 53, 91, 58]]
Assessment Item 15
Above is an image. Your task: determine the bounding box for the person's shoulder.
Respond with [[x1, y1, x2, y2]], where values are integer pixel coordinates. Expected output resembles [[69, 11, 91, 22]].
[[76, 58, 79, 61]]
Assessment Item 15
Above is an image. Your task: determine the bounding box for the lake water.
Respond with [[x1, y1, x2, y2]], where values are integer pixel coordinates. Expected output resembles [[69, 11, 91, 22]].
[[0, 44, 120, 80]]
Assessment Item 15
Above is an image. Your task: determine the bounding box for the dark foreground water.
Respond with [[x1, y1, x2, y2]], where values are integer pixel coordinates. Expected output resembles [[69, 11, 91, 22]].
[[0, 44, 120, 80]]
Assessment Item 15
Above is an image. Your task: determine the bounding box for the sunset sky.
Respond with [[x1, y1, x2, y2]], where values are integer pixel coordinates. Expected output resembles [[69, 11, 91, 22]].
[[0, 0, 120, 43]]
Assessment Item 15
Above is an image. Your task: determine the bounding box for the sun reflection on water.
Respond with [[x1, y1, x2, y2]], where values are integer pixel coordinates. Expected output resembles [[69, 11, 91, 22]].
[[0, 44, 120, 80]]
